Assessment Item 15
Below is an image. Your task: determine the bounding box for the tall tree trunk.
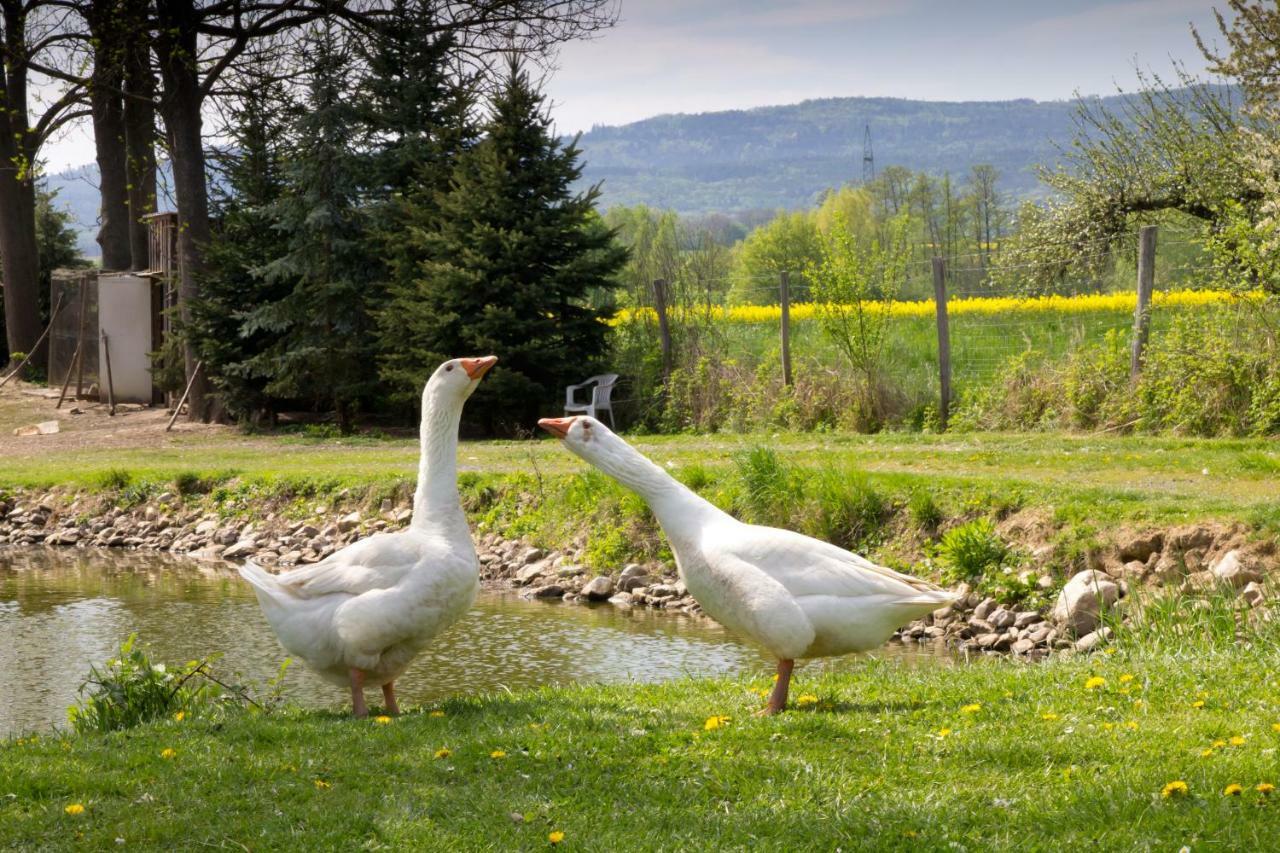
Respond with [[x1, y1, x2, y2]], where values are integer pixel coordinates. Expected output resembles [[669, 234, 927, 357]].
[[0, 1, 42, 369], [124, 0, 156, 270], [156, 0, 210, 419], [91, 53, 132, 270]]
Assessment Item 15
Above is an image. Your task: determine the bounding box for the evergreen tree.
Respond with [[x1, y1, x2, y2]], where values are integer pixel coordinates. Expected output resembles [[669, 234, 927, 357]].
[[240, 25, 373, 433], [190, 73, 291, 422], [379, 59, 627, 432]]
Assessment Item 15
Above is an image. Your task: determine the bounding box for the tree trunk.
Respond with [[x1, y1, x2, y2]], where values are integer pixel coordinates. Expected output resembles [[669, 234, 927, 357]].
[[123, 0, 156, 270], [91, 51, 132, 270], [156, 0, 210, 419]]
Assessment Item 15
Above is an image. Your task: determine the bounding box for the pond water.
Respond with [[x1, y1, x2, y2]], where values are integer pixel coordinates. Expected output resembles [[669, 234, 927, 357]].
[[0, 548, 953, 735]]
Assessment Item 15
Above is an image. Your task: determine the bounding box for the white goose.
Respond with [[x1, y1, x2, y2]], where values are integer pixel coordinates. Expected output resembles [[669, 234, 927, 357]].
[[239, 356, 497, 717], [538, 415, 957, 714]]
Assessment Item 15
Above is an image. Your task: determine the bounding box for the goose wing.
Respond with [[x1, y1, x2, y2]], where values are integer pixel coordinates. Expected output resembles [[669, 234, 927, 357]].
[[269, 532, 425, 599], [696, 548, 816, 659]]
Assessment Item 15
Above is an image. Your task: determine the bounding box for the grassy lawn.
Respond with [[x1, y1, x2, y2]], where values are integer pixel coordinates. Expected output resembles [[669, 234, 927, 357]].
[[5, 647, 1280, 850]]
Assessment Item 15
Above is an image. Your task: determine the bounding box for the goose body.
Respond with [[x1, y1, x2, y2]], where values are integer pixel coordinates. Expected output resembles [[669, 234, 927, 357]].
[[538, 416, 956, 712], [238, 356, 496, 716]]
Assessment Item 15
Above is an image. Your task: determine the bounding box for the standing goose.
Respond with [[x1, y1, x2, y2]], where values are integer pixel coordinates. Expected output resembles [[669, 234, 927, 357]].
[[538, 415, 956, 714], [239, 356, 497, 717]]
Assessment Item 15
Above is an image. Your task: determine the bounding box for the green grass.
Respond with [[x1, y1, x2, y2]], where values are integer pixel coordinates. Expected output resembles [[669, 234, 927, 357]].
[[5, 648, 1280, 849]]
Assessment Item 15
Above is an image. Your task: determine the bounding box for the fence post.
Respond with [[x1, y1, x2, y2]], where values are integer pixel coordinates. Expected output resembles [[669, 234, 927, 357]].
[[779, 271, 793, 387], [932, 257, 951, 431], [652, 278, 673, 383], [1130, 225, 1157, 380]]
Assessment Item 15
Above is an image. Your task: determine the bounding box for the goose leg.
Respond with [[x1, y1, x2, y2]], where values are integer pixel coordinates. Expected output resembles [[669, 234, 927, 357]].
[[756, 658, 795, 716], [382, 681, 400, 716], [349, 668, 368, 718]]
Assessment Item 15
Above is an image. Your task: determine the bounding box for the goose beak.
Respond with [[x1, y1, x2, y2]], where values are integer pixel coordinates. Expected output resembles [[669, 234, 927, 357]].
[[538, 417, 574, 439], [460, 355, 498, 380]]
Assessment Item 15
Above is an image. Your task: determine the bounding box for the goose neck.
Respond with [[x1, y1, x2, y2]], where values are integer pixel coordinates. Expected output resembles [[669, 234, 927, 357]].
[[411, 392, 465, 531]]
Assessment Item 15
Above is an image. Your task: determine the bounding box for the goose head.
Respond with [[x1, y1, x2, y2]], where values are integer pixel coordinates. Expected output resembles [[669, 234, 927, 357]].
[[538, 415, 630, 467], [425, 356, 498, 406]]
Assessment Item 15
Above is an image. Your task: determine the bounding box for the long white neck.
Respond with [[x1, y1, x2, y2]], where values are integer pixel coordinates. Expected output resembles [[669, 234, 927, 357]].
[[584, 438, 730, 536], [411, 388, 465, 533]]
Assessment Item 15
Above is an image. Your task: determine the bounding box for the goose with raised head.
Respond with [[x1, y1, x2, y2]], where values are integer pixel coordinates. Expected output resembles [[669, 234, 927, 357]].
[[239, 356, 497, 717], [538, 415, 957, 714]]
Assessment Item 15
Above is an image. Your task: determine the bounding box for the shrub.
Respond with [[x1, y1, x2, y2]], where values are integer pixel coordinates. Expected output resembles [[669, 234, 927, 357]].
[[935, 518, 1010, 584]]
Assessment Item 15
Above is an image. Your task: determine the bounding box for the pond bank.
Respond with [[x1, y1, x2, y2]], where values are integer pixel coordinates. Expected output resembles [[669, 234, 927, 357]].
[[2, 482, 1276, 662]]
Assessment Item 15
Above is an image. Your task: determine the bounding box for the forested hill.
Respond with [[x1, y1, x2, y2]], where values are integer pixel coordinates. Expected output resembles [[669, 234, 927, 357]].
[[571, 94, 1105, 213]]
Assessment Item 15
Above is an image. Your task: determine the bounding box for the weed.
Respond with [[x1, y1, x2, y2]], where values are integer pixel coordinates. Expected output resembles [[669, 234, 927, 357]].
[[935, 518, 1011, 585]]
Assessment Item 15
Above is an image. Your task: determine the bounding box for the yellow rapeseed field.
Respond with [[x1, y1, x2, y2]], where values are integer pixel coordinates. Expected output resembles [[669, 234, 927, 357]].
[[615, 289, 1247, 325]]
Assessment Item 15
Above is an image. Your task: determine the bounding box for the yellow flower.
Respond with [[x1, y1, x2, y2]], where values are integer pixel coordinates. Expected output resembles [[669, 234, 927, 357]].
[[1041, 713, 1059, 721], [704, 715, 731, 731], [429, 710, 446, 718], [1102, 722, 1114, 731], [1119, 674, 1134, 684], [490, 750, 507, 759], [961, 703, 981, 714], [64, 803, 85, 816], [173, 710, 186, 722], [1201, 748, 1215, 757], [1192, 700, 1205, 709], [434, 748, 451, 759], [1084, 676, 1106, 691], [937, 728, 952, 738], [548, 830, 565, 844], [160, 748, 177, 759], [1161, 780, 1189, 798], [1230, 735, 1246, 746], [374, 715, 392, 725], [1224, 783, 1244, 796], [313, 779, 330, 790], [1258, 783, 1276, 795], [796, 694, 819, 706], [1213, 739, 1227, 748], [1125, 721, 1138, 730]]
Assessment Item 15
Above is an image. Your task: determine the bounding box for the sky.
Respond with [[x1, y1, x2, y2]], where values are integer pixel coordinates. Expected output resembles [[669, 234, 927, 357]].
[[41, 0, 1227, 172], [544, 0, 1225, 134]]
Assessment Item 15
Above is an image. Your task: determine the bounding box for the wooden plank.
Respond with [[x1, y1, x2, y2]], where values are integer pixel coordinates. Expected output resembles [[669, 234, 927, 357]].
[[167, 360, 203, 431], [932, 257, 951, 431], [1130, 225, 1158, 380], [779, 271, 793, 386]]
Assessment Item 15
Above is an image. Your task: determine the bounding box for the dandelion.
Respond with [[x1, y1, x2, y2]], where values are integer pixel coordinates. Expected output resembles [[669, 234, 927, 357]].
[[1042, 713, 1059, 721], [1273, 723, 1280, 733], [1192, 700, 1205, 709], [1230, 735, 1246, 746], [160, 748, 176, 759], [429, 710, 446, 718], [1125, 721, 1138, 730], [314, 780, 331, 790], [796, 694, 819, 707], [1119, 674, 1134, 684], [961, 703, 981, 714], [1213, 739, 1227, 748], [374, 715, 392, 725], [1161, 780, 1189, 798], [1258, 783, 1275, 795], [490, 750, 507, 759], [64, 803, 85, 815], [548, 830, 565, 844], [1102, 722, 1114, 731], [937, 728, 952, 738], [434, 748, 451, 759], [1224, 783, 1244, 797], [704, 715, 731, 731], [1201, 748, 1215, 758], [1084, 676, 1106, 691], [173, 710, 186, 722]]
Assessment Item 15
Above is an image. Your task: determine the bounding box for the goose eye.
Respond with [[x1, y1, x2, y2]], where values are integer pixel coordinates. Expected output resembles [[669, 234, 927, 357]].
[[445, 364, 454, 372]]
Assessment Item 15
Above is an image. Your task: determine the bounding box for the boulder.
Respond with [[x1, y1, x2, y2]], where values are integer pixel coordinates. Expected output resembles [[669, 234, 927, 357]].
[[337, 512, 362, 533], [1051, 570, 1120, 636], [989, 608, 1016, 630], [620, 564, 648, 582], [530, 584, 565, 599], [582, 576, 615, 601], [222, 540, 258, 560], [1211, 550, 1262, 588], [972, 598, 997, 620]]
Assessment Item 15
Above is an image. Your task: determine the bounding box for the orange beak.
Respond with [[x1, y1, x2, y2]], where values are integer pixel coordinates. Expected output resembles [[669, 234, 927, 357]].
[[538, 417, 575, 439], [459, 355, 498, 380]]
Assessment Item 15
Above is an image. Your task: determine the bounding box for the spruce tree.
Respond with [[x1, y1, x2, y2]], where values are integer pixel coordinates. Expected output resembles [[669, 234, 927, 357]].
[[240, 25, 373, 433], [190, 75, 291, 422], [379, 59, 627, 432]]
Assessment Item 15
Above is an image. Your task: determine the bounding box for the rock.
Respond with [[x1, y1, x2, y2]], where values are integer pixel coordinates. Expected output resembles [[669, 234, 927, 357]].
[[530, 584, 565, 599], [1242, 581, 1266, 608], [1169, 526, 1215, 552], [392, 508, 413, 524], [620, 564, 648, 582], [582, 576, 615, 600], [967, 617, 995, 633], [1121, 560, 1148, 580], [988, 608, 1016, 630], [189, 545, 227, 562], [556, 564, 586, 578], [515, 561, 548, 585], [1118, 532, 1163, 563], [1036, 574, 1055, 591], [215, 528, 239, 546], [12, 420, 59, 436], [194, 520, 219, 536], [337, 512, 361, 533], [222, 540, 258, 560], [1151, 554, 1184, 584], [518, 547, 545, 566], [976, 632, 1001, 649], [1051, 570, 1120, 636], [1211, 550, 1262, 588], [647, 584, 680, 599], [1074, 627, 1113, 652], [1011, 638, 1036, 655], [620, 576, 648, 592], [1013, 611, 1042, 629], [607, 592, 635, 607], [972, 598, 997, 620]]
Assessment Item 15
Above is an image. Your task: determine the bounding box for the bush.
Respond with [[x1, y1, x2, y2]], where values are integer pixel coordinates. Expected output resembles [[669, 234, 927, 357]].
[[934, 518, 1011, 584]]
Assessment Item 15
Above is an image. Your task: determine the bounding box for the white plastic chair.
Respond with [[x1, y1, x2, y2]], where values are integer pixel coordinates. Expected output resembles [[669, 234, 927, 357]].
[[564, 373, 618, 427]]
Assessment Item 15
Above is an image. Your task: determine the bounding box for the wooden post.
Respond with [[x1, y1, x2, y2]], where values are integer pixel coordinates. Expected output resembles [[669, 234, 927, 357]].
[[779, 271, 793, 387], [102, 332, 117, 416], [74, 274, 88, 398], [56, 342, 83, 409], [653, 278, 673, 383], [1130, 225, 1157, 380], [932, 257, 951, 431], [167, 360, 203, 431]]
